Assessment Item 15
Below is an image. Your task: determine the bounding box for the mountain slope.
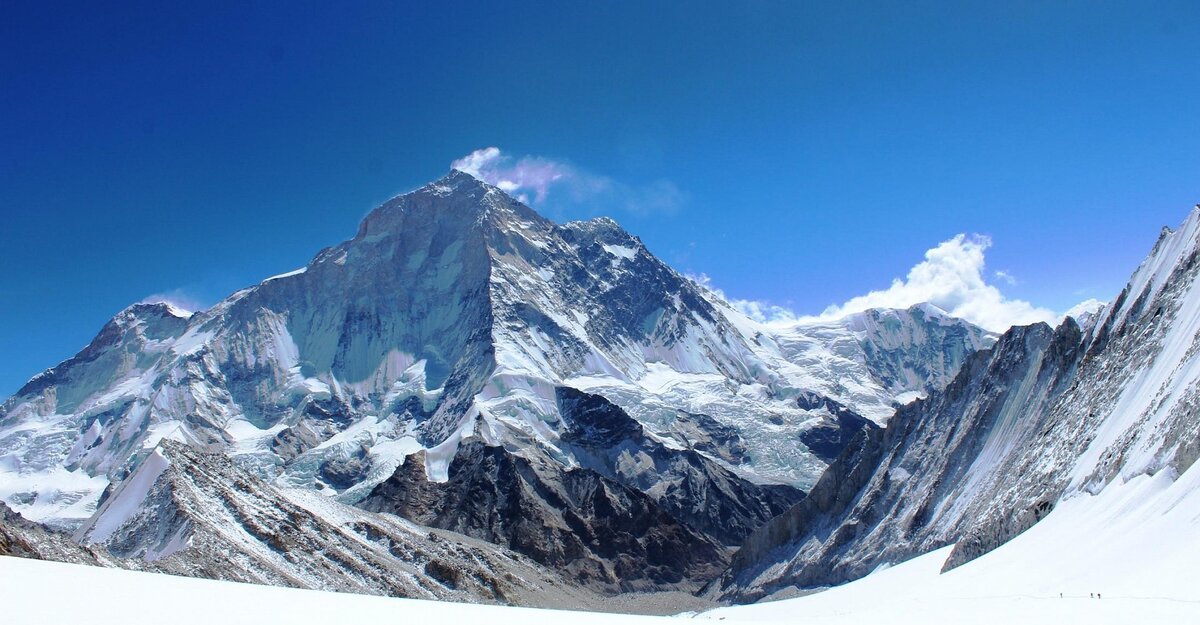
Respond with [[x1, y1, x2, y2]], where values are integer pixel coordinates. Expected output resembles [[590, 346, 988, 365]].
[[360, 436, 731, 593], [715, 207, 1200, 600], [0, 170, 990, 537], [0, 500, 121, 566], [703, 446, 1200, 622], [69, 439, 599, 606], [554, 387, 802, 545]]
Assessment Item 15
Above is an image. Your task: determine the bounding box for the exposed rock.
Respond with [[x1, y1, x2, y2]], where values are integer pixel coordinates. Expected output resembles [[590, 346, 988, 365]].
[[360, 440, 730, 592], [0, 501, 118, 565], [556, 387, 803, 546], [73, 440, 599, 607], [794, 392, 880, 463], [668, 410, 750, 464], [714, 208, 1200, 601]]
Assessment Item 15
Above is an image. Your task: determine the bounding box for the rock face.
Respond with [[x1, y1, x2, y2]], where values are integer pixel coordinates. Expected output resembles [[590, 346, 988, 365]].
[[555, 387, 803, 546], [70, 439, 599, 606], [360, 439, 728, 592], [0, 501, 118, 566], [358, 387, 803, 592], [794, 392, 880, 464], [715, 207, 1200, 601], [0, 171, 992, 536]]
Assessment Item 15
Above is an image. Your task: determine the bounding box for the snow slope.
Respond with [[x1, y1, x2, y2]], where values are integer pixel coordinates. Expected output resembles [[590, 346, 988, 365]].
[[0, 555, 671, 625], [4, 455, 1198, 625], [715, 205, 1200, 599], [701, 453, 1200, 624]]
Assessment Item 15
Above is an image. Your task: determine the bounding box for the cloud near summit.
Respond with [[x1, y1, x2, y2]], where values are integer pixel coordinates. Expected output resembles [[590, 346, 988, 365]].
[[451, 147, 568, 204], [451, 147, 683, 216], [455, 148, 1068, 334]]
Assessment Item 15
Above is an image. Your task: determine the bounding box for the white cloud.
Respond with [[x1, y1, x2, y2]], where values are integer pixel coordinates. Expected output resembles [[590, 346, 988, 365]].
[[689, 273, 799, 325], [815, 234, 1057, 332], [1063, 298, 1106, 322], [696, 235, 1071, 334], [451, 147, 567, 204], [994, 270, 1018, 286], [140, 289, 207, 315], [451, 147, 683, 216]]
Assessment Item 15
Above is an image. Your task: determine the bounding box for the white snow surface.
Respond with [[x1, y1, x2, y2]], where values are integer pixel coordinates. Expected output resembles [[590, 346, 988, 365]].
[[700, 455, 1200, 624], [73, 448, 170, 545], [602, 244, 637, 261], [0, 555, 672, 625], [4, 456, 1198, 624]]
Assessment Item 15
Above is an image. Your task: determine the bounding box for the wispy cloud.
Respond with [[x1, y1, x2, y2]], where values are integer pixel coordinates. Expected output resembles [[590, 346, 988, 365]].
[[452, 147, 567, 204], [451, 147, 684, 216], [140, 288, 207, 314], [689, 273, 799, 325]]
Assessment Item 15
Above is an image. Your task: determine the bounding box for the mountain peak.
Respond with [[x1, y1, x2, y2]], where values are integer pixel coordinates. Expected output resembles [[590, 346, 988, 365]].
[[355, 170, 544, 242], [432, 168, 494, 194]]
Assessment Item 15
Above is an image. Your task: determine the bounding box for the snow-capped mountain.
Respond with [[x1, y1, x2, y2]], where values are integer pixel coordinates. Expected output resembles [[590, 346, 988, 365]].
[[71, 439, 599, 605], [714, 207, 1200, 601], [1, 438, 606, 607], [2, 168, 1197, 619], [359, 387, 803, 592], [0, 170, 989, 542]]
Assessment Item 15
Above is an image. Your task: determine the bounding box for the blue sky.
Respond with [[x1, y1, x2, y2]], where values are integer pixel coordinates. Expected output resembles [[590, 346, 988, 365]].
[[2, 1, 1199, 395]]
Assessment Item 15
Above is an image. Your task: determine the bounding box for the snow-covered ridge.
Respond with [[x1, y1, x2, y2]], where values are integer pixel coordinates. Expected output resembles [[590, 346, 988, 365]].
[[0, 170, 989, 536], [715, 206, 1200, 600], [74, 448, 171, 548], [1093, 206, 1200, 334]]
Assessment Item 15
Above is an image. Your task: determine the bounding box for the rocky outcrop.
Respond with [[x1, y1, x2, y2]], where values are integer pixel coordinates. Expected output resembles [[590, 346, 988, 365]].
[[669, 410, 750, 464], [794, 392, 880, 463], [72, 440, 597, 606], [0, 502, 118, 565], [360, 439, 730, 592], [715, 207, 1200, 601], [556, 387, 803, 546]]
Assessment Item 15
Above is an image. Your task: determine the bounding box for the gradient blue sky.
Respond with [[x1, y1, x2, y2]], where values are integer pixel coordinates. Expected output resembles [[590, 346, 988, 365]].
[[3, 1, 1199, 396]]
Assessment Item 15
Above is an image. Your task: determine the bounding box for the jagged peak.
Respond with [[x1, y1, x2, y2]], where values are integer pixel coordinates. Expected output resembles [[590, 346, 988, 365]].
[[561, 215, 626, 235], [119, 301, 194, 321], [399, 168, 501, 208], [355, 170, 549, 242], [429, 168, 495, 194], [558, 216, 642, 252], [1092, 206, 1200, 336]]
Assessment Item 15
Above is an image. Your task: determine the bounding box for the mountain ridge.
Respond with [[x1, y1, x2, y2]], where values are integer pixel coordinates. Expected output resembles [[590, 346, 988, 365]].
[[1, 171, 990, 536], [712, 206, 1200, 601]]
